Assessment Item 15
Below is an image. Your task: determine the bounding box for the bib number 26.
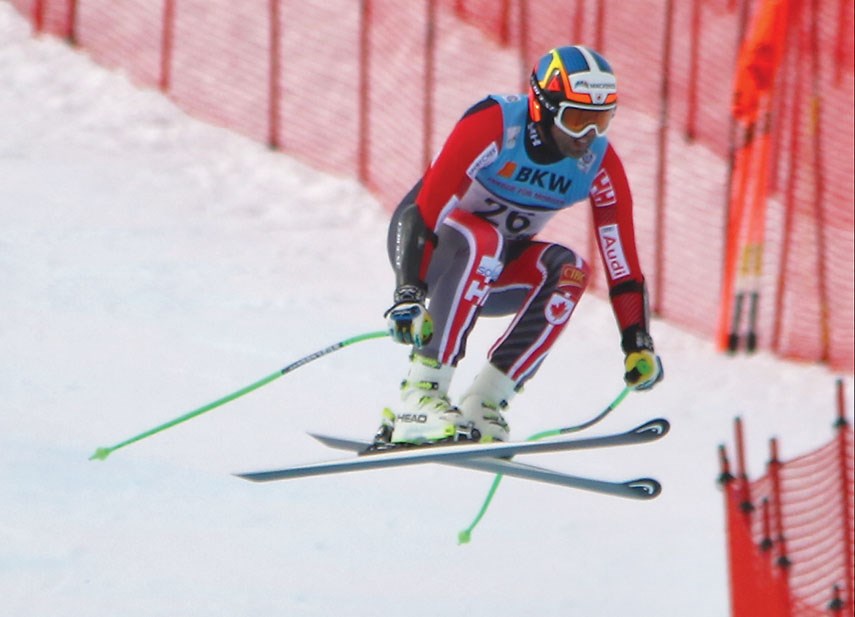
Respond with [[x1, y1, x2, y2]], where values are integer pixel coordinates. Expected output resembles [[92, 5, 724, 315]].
[[475, 198, 534, 235]]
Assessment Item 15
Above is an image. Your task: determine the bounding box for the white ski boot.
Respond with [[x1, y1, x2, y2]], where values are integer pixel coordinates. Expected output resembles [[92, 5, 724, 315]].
[[389, 354, 463, 445], [457, 363, 518, 442]]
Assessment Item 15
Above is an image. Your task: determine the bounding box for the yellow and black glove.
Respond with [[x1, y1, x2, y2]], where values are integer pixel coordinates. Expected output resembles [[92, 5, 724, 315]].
[[385, 284, 434, 348], [621, 325, 664, 391]]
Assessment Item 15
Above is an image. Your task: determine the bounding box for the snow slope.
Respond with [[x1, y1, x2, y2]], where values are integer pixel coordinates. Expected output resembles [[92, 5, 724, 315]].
[[1, 5, 851, 616]]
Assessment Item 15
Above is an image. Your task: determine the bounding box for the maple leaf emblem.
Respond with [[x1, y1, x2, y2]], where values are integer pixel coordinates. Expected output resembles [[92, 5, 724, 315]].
[[545, 293, 575, 325]]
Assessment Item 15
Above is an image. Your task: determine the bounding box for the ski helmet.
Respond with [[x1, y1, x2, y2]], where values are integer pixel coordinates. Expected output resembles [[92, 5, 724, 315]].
[[528, 45, 618, 138]]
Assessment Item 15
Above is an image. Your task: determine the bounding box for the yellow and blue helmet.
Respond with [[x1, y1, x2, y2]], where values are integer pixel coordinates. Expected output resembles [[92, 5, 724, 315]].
[[528, 45, 618, 138]]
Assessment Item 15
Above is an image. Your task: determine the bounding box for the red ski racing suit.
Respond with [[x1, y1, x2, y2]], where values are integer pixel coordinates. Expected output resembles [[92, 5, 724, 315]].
[[387, 94, 651, 387]]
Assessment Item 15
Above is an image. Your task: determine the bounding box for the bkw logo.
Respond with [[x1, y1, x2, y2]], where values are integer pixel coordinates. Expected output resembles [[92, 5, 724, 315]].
[[498, 163, 573, 194]]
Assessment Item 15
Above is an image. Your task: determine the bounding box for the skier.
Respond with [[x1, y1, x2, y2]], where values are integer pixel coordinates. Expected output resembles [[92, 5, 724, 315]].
[[379, 45, 663, 447]]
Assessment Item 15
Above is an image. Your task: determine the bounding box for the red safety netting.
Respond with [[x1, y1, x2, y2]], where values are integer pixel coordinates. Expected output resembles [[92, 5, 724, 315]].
[[747, 431, 855, 615], [10, 0, 854, 372], [721, 400, 855, 616], [724, 479, 792, 617]]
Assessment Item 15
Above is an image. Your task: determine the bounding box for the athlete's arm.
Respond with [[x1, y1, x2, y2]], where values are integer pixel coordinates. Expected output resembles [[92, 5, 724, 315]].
[[588, 143, 649, 343], [388, 98, 504, 292], [590, 144, 663, 389]]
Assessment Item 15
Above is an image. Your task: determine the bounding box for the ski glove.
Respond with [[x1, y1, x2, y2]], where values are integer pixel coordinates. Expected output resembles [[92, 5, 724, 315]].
[[385, 285, 434, 348], [621, 325, 664, 391]]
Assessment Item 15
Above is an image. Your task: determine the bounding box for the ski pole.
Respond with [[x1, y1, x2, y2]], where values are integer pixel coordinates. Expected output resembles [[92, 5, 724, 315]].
[[457, 384, 633, 545], [89, 330, 388, 461]]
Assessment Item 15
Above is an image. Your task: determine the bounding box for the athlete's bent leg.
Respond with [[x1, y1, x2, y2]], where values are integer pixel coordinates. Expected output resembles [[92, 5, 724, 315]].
[[458, 242, 590, 441]]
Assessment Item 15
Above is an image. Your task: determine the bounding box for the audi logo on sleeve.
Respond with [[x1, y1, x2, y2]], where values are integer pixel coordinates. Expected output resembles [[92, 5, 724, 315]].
[[597, 224, 630, 280]]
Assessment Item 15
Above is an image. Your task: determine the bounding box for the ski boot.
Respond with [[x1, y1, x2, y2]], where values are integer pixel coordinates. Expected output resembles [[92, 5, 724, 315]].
[[457, 363, 518, 442], [369, 354, 465, 450]]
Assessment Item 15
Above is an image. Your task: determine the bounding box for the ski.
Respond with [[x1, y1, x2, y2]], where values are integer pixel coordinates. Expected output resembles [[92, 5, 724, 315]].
[[235, 418, 669, 490], [465, 458, 661, 499], [306, 433, 661, 499], [728, 289, 760, 353]]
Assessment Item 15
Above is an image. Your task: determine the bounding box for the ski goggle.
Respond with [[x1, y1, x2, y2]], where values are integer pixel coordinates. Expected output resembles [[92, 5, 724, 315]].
[[553, 103, 615, 139]]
